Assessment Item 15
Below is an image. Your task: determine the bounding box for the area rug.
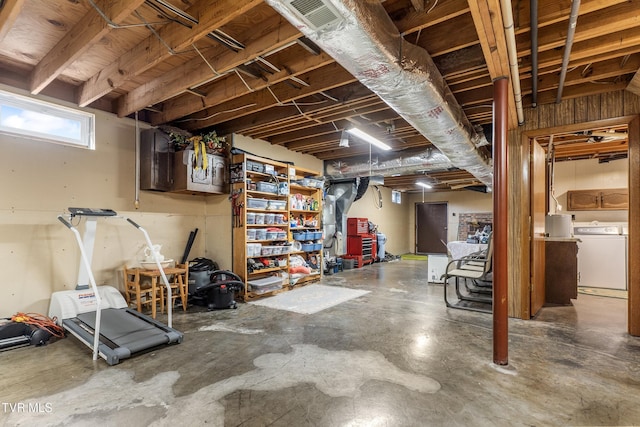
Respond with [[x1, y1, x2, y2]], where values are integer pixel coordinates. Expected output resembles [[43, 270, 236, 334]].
[[578, 287, 628, 300], [248, 284, 370, 314]]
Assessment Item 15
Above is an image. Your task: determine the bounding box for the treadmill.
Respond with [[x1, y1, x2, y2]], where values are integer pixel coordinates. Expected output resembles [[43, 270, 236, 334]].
[[49, 208, 183, 365]]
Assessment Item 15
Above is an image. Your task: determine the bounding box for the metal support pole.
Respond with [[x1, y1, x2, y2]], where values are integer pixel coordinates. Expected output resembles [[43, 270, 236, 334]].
[[493, 77, 509, 365]]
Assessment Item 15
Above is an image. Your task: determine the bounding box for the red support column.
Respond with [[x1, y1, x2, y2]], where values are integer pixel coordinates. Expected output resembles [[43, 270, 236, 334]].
[[493, 77, 509, 365]]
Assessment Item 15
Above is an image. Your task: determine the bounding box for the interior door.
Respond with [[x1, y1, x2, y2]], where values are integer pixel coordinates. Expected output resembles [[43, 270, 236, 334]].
[[530, 139, 547, 316], [416, 202, 448, 254]]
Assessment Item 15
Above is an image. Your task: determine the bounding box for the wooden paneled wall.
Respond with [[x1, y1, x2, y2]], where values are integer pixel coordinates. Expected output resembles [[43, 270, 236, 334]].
[[507, 90, 640, 319]]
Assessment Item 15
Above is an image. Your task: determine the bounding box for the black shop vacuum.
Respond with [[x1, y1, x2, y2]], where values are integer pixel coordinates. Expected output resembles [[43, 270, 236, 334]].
[[188, 258, 244, 310]]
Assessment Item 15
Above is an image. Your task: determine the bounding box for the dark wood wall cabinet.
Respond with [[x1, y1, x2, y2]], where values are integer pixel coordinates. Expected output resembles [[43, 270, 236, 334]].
[[567, 188, 628, 210], [544, 240, 579, 306]]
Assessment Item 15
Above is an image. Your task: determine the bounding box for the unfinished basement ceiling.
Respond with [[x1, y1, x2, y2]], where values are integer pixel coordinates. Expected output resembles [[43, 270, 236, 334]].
[[0, 0, 638, 192]]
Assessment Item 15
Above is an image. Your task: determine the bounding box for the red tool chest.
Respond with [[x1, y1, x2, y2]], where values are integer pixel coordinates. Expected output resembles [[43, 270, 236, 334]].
[[347, 218, 369, 236], [347, 234, 377, 265]]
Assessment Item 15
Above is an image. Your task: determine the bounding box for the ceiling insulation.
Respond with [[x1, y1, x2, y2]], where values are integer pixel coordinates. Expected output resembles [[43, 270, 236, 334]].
[[266, 0, 493, 187]]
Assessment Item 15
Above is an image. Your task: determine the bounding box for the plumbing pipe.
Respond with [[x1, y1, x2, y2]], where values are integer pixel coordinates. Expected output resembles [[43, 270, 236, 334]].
[[500, 0, 525, 125], [556, 0, 581, 103], [530, 0, 539, 108], [134, 111, 140, 209]]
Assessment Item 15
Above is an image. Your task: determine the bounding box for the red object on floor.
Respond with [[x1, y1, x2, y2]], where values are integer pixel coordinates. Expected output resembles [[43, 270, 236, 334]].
[[347, 233, 376, 265], [347, 218, 369, 236]]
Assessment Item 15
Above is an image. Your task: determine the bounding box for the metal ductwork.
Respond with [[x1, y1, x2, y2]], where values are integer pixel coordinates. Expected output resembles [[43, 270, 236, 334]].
[[325, 148, 453, 179], [326, 180, 359, 256], [266, 0, 493, 187]]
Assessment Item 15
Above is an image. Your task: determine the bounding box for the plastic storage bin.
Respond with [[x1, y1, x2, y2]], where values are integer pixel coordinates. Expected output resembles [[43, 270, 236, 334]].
[[255, 229, 267, 240], [247, 160, 264, 173], [302, 178, 323, 188], [248, 275, 283, 294], [276, 231, 287, 240], [275, 214, 285, 224], [247, 229, 256, 240], [301, 243, 314, 252], [293, 231, 308, 241], [261, 246, 283, 255], [267, 200, 286, 210], [247, 198, 269, 209], [266, 231, 278, 240], [256, 182, 277, 193], [246, 243, 262, 257], [246, 212, 256, 224], [313, 243, 323, 251], [264, 213, 275, 224], [254, 213, 265, 224]]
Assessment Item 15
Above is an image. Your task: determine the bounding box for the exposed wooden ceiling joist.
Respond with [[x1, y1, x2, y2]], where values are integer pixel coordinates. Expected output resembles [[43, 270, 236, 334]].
[[0, 0, 635, 191]]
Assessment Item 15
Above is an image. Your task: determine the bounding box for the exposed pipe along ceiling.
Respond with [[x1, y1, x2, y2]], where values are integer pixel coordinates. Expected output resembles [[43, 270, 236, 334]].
[[530, 0, 539, 108], [265, 0, 495, 188], [556, 0, 582, 103], [500, 0, 525, 125]]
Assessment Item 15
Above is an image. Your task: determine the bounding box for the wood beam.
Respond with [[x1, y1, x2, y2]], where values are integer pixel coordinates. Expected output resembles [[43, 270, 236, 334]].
[[467, 0, 518, 128], [535, 81, 631, 105], [523, 55, 640, 94], [78, 0, 262, 107], [182, 63, 357, 131], [536, 27, 640, 71], [396, 0, 470, 35], [421, 14, 479, 57], [216, 83, 374, 134], [410, 0, 426, 12], [627, 70, 640, 97], [151, 51, 334, 125], [121, 14, 300, 118], [516, 2, 640, 58], [251, 101, 389, 140], [30, 0, 145, 95], [0, 0, 24, 44]]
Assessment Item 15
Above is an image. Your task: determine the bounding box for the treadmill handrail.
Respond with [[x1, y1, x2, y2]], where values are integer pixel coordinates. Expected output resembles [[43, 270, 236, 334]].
[[125, 217, 173, 328], [58, 214, 103, 361]]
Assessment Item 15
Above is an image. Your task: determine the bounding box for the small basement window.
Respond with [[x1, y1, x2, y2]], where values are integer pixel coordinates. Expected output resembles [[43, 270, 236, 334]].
[[0, 89, 95, 149]]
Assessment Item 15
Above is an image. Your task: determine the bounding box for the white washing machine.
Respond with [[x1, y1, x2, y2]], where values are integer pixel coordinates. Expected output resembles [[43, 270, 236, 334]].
[[574, 226, 627, 290]]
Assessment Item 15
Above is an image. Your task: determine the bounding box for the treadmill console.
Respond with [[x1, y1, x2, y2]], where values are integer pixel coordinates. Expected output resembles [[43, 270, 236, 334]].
[[68, 208, 117, 217]]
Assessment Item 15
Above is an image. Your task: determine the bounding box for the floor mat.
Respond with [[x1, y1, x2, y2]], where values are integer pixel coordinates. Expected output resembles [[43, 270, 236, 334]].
[[578, 287, 628, 299], [400, 253, 428, 261], [248, 284, 370, 314]]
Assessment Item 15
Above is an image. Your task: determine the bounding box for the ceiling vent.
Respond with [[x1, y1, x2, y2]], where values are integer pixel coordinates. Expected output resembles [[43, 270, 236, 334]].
[[284, 0, 343, 30]]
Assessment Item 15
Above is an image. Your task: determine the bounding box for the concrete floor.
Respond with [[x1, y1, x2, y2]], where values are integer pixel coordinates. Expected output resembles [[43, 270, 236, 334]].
[[2, 259, 640, 426]]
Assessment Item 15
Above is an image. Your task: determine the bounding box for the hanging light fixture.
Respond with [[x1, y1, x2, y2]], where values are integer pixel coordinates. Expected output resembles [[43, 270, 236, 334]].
[[346, 127, 392, 151], [339, 129, 350, 147], [416, 182, 432, 189]]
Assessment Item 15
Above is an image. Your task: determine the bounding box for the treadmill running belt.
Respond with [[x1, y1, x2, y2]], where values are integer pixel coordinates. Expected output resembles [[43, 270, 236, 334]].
[[77, 309, 173, 354]]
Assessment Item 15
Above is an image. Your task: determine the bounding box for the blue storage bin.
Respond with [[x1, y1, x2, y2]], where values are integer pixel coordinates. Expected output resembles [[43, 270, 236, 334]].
[[312, 231, 323, 240], [301, 243, 314, 252], [313, 243, 322, 251], [293, 232, 308, 241]]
